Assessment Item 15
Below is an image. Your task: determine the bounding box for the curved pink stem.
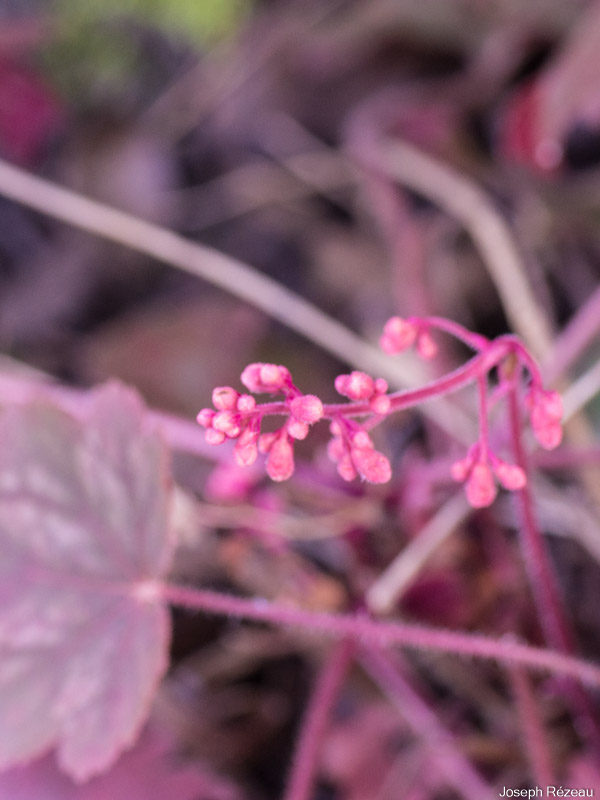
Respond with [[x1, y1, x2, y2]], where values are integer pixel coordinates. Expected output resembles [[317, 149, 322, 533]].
[[507, 380, 600, 751]]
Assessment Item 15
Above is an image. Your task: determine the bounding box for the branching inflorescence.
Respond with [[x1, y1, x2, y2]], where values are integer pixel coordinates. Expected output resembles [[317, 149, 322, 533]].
[[197, 316, 564, 508]]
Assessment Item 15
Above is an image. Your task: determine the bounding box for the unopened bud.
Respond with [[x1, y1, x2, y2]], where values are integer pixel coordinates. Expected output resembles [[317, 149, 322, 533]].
[[380, 316, 418, 354], [465, 463, 497, 508], [212, 386, 239, 410], [290, 394, 324, 424], [266, 433, 295, 481]]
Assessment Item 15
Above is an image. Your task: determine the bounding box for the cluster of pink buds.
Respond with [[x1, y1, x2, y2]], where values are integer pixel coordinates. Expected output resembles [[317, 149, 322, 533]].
[[327, 422, 391, 484], [380, 316, 438, 359], [197, 315, 564, 509], [526, 388, 563, 450], [334, 371, 391, 414], [450, 445, 526, 508], [197, 363, 324, 482]]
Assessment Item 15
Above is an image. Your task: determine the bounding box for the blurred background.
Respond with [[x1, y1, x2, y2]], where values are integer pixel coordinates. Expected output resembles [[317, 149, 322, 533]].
[[1, 0, 599, 414], [2, 1, 600, 798]]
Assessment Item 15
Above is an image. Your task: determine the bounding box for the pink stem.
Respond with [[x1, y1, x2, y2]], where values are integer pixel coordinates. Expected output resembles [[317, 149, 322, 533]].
[[199, 339, 510, 423], [325, 339, 512, 418], [284, 640, 354, 800], [419, 315, 489, 351], [359, 647, 495, 800], [206, 333, 512, 422], [0, 336, 527, 457], [507, 383, 576, 652], [254, 336, 536, 422], [158, 583, 600, 687], [507, 380, 600, 751]]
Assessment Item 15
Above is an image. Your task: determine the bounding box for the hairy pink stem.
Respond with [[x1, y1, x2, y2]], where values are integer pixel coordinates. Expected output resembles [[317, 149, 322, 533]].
[[325, 340, 512, 418], [284, 640, 354, 800], [508, 667, 554, 787], [211, 340, 511, 424], [158, 583, 600, 687], [200, 344, 501, 422], [359, 647, 495, 800], [507, 383, 576, 652], [507, 381, 600, 750], [420, 315, 489, 351], [200, 336, 540, 462]]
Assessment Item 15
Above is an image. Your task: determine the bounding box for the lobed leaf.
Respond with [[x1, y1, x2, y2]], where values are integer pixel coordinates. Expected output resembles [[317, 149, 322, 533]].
[[0, 383, 174, 781]]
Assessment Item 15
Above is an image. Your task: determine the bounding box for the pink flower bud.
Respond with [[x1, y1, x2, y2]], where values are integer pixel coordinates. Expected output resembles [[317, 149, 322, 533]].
[[450, 455, 472, 483], [465, 463, 497, 508], [494, 460, 526, 491], [266, 433, 295, 481], [351, 446, 392, 484], [327, 436, 345, 462], [370, 394, 391, 415], [528, 389, 563, 450], [451, 444, 478, 482], [259, 363, 285, 386], [287, 419, 309, 440], [238, 426, 259, 447], [212, 386, 239, 410], [212, 410, 241, 438], [240, 364, 261, 392], [236, 394, 256, 413], [258, 432, 277, 454], [416, 331, 438, 360], [290, 394, 324, 424], [380, 316, 418, 354], [234, 440, 258, 467], [334, 371, 375, 400], [337, 455, 358, 482], [374, 378, 388, 394], [352, 430, 373, 449], [196, 408, 215, 427], [532, 419, 563, 450], [241, 363, 291, 393], [205, 428, 226, 445], [537, 390, 563, 421]]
